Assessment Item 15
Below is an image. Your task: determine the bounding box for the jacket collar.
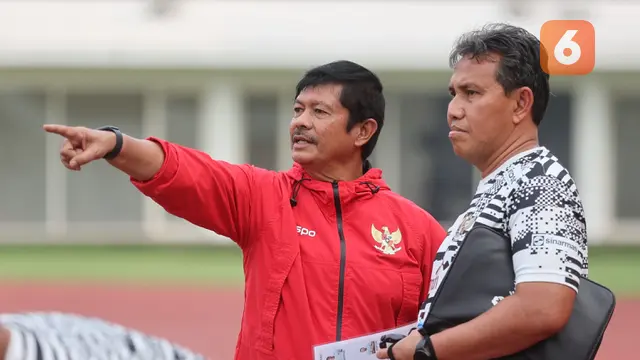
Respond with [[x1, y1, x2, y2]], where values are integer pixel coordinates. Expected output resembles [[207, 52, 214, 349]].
[[285, 162, 390, 207]]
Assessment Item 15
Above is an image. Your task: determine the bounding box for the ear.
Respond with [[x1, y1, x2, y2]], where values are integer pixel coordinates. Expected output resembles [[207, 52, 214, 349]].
[[354, 118, 378, 147], [512, 87, 534, 125]]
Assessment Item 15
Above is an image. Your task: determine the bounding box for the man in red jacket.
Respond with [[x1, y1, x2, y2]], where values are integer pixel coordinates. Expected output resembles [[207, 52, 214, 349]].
[[43, 60, 446, 360]]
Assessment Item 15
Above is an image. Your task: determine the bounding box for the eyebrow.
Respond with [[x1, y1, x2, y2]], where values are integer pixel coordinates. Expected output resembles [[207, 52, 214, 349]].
[[449, 82, 477, 92], [294, 99, 333, 110]]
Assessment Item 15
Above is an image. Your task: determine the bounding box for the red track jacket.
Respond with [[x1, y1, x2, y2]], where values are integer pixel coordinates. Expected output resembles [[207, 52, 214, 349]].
[[132, 138, 446, 360]]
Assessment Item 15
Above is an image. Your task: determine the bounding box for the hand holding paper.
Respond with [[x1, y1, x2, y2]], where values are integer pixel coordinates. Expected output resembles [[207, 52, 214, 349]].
[[313, 323, 415, 360]]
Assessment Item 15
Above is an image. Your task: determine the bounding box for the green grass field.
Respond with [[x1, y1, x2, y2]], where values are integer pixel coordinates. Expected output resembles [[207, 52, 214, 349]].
[[0, 245, 245, 287], [0, 244, 638, 297]]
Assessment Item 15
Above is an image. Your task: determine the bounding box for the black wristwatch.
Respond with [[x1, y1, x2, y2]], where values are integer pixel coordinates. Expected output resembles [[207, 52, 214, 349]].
[[96, 126, 124, 160], [414, 328, 438, 360]]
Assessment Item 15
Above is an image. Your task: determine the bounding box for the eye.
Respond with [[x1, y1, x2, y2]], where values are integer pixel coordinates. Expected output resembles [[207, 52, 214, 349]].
[[293, 106, 304, 115], [314, 108, 328, 115], [465, 89, 479, 96]]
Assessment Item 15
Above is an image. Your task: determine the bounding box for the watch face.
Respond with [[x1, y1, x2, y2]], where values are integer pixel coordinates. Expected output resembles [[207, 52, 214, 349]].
[[98, 126, 119, 131], [414, 339, 433, 360]]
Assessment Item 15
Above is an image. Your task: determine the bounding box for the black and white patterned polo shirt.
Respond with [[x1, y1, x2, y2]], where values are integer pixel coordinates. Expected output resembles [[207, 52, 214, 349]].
[[418, 146, 588, 327]]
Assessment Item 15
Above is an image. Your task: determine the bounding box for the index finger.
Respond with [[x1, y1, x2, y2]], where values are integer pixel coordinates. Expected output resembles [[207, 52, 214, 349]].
[[43, 124, 78, 139]]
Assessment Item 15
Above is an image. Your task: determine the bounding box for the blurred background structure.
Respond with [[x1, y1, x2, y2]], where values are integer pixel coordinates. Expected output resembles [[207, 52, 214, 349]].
[[0, 1, 638, 359]]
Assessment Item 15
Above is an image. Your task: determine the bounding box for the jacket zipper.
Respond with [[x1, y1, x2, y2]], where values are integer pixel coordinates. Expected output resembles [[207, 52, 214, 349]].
[[332, 181, 347, 341]]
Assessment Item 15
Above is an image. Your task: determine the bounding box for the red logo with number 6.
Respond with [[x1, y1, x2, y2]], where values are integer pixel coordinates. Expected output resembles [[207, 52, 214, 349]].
[[540, 20, 595, 75]]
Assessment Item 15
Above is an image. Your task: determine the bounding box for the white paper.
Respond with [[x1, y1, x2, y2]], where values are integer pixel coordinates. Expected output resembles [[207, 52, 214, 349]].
[[313, 323, 416, 360]]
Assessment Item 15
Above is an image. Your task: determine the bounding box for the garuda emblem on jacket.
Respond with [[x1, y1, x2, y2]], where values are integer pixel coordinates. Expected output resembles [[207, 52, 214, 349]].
[[371, 224, 402, 255]]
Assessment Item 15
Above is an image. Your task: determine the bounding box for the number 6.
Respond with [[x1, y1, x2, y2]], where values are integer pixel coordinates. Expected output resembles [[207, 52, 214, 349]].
[[554, 30, 581, 65]]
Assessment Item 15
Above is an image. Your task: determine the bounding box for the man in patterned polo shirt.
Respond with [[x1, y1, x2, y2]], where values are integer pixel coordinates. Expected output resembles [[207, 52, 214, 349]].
[[378, 22, 588, 360]]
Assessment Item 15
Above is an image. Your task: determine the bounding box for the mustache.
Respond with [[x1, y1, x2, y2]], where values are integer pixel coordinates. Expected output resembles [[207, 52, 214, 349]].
[[291, 128, 317, 143]]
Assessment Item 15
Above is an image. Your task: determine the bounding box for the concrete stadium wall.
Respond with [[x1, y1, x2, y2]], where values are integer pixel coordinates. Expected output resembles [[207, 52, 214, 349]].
[[1, 68, 640, 245]]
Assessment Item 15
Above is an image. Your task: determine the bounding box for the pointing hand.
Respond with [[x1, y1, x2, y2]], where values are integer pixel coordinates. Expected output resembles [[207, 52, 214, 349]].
[[43, 124, 117, 171]]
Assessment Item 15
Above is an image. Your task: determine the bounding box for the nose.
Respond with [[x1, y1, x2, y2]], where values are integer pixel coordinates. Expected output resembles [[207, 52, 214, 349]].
[[290, 109, 313, 130], [447, 96, 464, 126]]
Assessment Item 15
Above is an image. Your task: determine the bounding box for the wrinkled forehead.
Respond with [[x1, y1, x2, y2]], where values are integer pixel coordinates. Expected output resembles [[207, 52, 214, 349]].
[[295, 83, 343, 108], [449, 55, 500, 88]]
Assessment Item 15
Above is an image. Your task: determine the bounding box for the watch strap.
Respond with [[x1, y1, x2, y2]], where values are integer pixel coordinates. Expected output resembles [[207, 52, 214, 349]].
[[417, 326, 428, 337], [96, 126, 123, 160], [387, 342, 398, 360], [414, 335, 438, 360]]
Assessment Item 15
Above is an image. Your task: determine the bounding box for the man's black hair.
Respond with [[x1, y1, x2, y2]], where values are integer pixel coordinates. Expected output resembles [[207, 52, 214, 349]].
[[295, 60, 385, 160], [449, 22, 551, 126]]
